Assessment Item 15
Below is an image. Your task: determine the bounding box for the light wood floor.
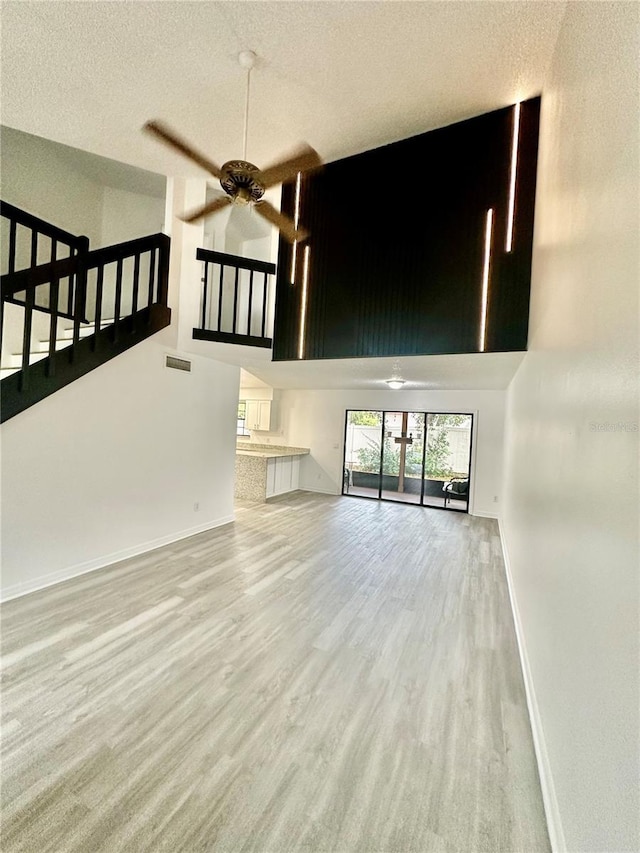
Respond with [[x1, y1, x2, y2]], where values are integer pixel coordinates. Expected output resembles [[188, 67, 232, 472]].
[[1, 492, 549, 852]]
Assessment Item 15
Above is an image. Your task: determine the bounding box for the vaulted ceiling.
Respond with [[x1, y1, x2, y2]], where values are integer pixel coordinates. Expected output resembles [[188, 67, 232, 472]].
[[1, 2, 567, 391]]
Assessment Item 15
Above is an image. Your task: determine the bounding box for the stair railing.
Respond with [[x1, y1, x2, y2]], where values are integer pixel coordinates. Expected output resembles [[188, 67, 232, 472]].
[[1, 213, 171, 422], [1, 200, 90, 323], [193, 248, 276, 349], [80, 232, 170, 346]]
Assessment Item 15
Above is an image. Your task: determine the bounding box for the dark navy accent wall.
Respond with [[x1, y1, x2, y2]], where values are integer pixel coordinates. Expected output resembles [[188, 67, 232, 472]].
[[273, 97, 540, 361]]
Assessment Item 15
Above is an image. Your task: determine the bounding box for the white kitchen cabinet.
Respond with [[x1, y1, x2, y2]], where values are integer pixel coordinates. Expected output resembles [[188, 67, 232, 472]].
[[265, 456, 300, 498], [245, 399, 272, 431]]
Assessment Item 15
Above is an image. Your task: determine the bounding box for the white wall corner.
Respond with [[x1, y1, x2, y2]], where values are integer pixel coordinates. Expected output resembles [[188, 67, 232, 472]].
[[0, 514, 236, 604], [498, 519, 567, 853], [470, 510, 498, 519], [299, 486, 341, 497]]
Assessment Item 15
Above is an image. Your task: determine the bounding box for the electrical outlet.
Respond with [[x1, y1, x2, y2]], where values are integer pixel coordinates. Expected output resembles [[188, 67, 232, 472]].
[[194, 502, 200, 512], [493, 496, 498, 503]]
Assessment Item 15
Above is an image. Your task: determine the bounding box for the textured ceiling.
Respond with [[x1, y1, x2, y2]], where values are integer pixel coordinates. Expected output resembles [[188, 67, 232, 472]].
[[1, 1, 565, 174]]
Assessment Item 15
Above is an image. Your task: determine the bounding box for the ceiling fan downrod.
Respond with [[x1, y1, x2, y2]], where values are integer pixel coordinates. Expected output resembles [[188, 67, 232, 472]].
[[238, 50, 257, 162], [218, 50, 264, 207]]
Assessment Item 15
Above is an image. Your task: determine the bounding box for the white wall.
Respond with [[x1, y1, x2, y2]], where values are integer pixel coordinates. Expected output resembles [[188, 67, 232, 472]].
[[0, 337, 239, 600], [101, 186, 165, 246], [501, 4, 639, 852], [0, 149, 242, 603], [267, 388, 505, 517], [1, 126, 166, 250], [0, 125, 104, 244]]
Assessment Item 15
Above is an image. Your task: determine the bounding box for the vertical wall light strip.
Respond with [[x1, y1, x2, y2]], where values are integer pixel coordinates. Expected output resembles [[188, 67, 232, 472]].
[[505, 101, 521, 252], [290, 172, 302, 284], [293, 172, 301, 229], [298, 245, 311, 359], [479, 208, 494, 352]]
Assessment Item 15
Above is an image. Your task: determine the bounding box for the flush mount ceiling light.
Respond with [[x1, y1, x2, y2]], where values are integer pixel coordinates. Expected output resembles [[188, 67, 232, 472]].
[[385, 378, 405, 390]]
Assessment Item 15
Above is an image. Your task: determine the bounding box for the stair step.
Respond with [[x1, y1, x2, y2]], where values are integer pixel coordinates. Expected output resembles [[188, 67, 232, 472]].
[[58, 320, 114, 340], [4, 351, 48, 369], [1, 320, 119, 372], [34, 338, 72, 353], [35, 320, 115, 351], [57, 327, 93, 341]]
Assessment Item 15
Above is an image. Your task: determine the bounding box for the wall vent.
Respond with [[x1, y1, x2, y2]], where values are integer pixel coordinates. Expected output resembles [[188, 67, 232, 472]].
[[165, 355, 192, 372]]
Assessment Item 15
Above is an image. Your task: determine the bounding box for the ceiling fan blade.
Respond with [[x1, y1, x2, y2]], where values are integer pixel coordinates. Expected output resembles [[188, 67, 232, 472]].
[[259, 144, 322, 189], [143, 120, 222, 179], [181, 195, 232, 224], [255, 200, 309, 244]]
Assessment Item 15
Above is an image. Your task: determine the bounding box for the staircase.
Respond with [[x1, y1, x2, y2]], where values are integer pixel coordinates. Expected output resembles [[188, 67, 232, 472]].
[[1, 320, 114, 380], [1, 201, 171, 422]]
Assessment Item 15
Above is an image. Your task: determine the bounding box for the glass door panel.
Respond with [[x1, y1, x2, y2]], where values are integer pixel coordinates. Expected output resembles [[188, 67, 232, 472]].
[[423, 414, 473, 510], [343, 411, 383, 498], [381, 412, 424, 504]]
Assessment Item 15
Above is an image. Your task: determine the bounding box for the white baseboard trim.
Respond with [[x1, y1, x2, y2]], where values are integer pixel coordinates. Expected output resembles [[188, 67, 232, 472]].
[[299, 486, 341, 496], [498, 518, 567, 853], [0, 514, 236, 603], [471, 509, 499, 519]]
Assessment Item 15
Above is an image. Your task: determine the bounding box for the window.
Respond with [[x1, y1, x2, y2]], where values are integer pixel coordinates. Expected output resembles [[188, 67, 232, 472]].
[[237, 401, 250, 436]]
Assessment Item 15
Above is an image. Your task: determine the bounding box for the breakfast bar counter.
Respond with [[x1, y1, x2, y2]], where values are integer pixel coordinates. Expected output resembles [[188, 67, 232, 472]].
[[235, 443, 310, 502]]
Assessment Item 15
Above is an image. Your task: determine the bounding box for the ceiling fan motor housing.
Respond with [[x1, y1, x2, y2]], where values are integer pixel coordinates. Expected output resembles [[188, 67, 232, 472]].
[[220, 160, 265, 204]]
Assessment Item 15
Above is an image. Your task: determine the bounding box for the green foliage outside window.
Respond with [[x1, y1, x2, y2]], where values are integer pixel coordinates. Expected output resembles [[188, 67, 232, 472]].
[[355, 436, 426, 477], [424, 429, 453, 478], [352, 413, 467, 479], [348, 411, 382, 426]]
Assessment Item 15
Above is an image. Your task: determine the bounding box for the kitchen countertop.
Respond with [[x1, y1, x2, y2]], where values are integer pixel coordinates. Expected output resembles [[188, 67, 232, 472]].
[[237, 450, 297, 458], [236, 444, 310, 459]]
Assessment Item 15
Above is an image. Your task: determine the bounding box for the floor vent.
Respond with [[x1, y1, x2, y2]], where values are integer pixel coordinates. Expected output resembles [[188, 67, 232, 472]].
[[165, 355, 192, 372]]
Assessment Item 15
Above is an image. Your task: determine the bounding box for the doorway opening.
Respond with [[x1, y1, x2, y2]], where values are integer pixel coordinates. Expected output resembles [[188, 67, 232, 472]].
[[343, 410, 473, 512]]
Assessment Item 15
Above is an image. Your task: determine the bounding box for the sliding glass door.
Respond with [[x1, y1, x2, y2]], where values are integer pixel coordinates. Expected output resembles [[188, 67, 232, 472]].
[[343, 410, 473, 512], [343, 410, 383, 498], [381, 412, 425, 504]]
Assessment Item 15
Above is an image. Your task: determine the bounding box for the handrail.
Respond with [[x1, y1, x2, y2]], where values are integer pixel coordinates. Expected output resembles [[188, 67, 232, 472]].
[[0, 200, 87, 249], [1, 234, 170, 295], [87, 233, 170, 269], [194, 247, 275, 348], [196, 247, 276, 275], [2, 256, 81, 295]]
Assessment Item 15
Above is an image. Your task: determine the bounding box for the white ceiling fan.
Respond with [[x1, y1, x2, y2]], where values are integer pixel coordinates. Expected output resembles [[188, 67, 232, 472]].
[[143, 50, 322, 243]]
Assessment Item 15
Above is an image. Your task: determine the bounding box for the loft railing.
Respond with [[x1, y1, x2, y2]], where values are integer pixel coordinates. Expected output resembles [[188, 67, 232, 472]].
[[192, 248, 276, 349], [1, 200, 90, 322], [1, 215, 171, 422]]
